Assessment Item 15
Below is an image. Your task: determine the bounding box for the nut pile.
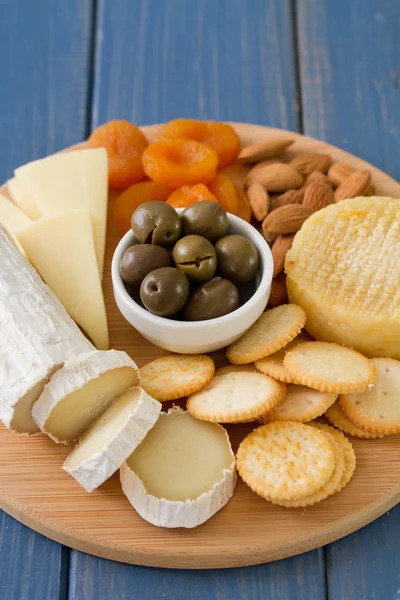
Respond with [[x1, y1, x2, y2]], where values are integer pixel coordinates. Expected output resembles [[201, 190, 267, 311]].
[[240, 139, 376, 308]]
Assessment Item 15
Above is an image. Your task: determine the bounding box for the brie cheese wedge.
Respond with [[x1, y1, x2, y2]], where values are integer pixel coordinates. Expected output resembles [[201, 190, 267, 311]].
[[32, 349, 139, 444], [0, 225, 93, 434], [120, 409, 236, 528], [63, 386, 161, 492]]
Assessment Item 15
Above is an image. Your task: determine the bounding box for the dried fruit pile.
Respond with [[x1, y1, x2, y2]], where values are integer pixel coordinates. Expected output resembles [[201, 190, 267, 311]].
[[88, 119, 245, 234], [239, 138, 376, 308]]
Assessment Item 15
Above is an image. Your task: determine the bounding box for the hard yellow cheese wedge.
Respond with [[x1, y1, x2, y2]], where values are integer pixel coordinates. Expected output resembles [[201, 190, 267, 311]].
[[8, 177, 44, 220], [17, 208, 109, 350], [0, 192, 31, 253], [14, 148, 108, 276], [285, 196, 400, 359]]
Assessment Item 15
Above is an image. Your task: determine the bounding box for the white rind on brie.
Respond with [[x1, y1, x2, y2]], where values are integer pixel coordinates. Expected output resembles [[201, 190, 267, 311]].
[[63, 386, 161, 492], [0, 226, 93, 434], [120, 409, 237, 528], [32, 349, 140, 444]]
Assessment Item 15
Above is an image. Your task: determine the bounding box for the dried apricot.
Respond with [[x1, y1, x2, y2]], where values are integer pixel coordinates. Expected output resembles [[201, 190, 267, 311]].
[[143, 139, 218, 188], [167, 184, 219, 209], [114, 181, 171, 234], [208, 173, 241, 217], [235, 185, 252, 223], [157, 119, 240, 169], [88, 120, 148, 189]]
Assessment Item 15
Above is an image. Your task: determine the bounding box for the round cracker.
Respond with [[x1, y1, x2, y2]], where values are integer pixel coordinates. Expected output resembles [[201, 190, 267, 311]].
[[226, 304, 306, 365], [255, 332, 311, 383], [339, 358, 400, 435], [215, 364, 257, 376], [283, 342, 376, 394], [259, 384, 337, 424], [186, 372, 286, 423], [310, 422, 356, 492], [236, 421, 335, 502], [140, 354, 215, 402], [276, 430, 345, 507], [325, 401, 381, 439]]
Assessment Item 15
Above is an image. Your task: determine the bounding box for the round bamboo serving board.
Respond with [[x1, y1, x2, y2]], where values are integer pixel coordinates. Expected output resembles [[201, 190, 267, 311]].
[[1, 123, 400, 569]]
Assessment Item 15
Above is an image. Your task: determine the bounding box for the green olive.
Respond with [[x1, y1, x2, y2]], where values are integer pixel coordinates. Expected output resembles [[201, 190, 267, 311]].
[[172, 235, 217, 282], [131, 201, 181, 246], [140, 267, 189, 317], [215, 235, 259, 285], [181, 201, 229, 241], [183, 277, 240, 321], [120, 244, 171, 286]]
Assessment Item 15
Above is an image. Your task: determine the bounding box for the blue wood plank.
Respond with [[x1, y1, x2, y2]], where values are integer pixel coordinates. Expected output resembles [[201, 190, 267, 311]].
[[70, 0, 326, 597], [68, 549, 326, 600], [297, 1, 400, 598], [0, 1, 95, 598], [0, 0, 95, 183], [0, 511, 68, 600], [296, 0, 400, 179], [91, 0, 299, 128]]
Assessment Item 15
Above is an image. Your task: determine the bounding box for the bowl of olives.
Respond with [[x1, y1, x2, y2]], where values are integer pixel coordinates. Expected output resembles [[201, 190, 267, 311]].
[[112, 200, 273, 354]]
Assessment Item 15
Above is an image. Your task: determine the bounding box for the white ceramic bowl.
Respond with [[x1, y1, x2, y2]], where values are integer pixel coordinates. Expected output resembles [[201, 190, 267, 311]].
[[112, 211, 273, 354]]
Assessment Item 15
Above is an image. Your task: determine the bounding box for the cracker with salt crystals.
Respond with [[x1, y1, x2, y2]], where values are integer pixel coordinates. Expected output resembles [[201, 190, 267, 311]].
[[214, 364, 257, 377], [283, 341, 376, 394], [276, 428, 345, 507], [310, 422, 356, 491], [186, 372, 286, 423], [259, 384, 337, 424], [140, 354, 214, 401], [325, 401, 381, 439], [254, 332, 311, 383], [226, 304, 306, 365], [236, 421, 335, 502], [339, 358, 400, 435]]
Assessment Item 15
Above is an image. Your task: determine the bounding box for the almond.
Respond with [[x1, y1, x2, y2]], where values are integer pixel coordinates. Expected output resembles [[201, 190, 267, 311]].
[[290, 153, 332, 175], [303, 182, 334, 211], [247, 163, 304, 191], [327, 163, 355, 187], [247, 183, 270, 221], [238, 138, 294, 164], [271, 234, 295, 277], [270, 189, 304, 211], [334, 169, 371, 202], [301, 171, 332, 189], [328, 163, 375, 195], [262, 204, 314, 235], [247, 158, 285, 182], [268, 273, 288, 307], [262, 228, 279, 244]]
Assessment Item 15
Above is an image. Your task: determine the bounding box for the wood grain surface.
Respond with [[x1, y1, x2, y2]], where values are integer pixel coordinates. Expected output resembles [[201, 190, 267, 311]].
[[1, 124, 400, 571]]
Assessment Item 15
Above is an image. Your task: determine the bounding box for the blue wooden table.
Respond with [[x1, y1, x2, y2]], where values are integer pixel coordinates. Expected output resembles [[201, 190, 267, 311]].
[[1, 1, 399, 598]]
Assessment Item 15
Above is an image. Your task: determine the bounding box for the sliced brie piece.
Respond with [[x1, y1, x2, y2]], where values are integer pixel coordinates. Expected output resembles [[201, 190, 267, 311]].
[[63, 387, 161, 492], [8, 177, 44, 220], [0, 225, 93, 434], [120, 409, 236, 528], [0, 192, 31, 253], [32, 349, 139, 444], [14, 148, 108, 275], [17, 208, 109, 350]]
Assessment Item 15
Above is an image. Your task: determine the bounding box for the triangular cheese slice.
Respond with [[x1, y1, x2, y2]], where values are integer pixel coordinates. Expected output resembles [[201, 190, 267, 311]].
[[0, 192, 31, 253], [17, 208, 109, 350], [14, 148, 108, 276], [8, 177, 44, 220]]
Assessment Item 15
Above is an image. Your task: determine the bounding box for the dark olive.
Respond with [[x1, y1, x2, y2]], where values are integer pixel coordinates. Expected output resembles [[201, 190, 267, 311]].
[[215, 235, 259, 285], [131, 201, 181, 246], [172, 235, 217, 282], [120, 244, 171, 286], [181, 201, 229, 241], [183, 277, 239, 321], [140, 267, 189, 317]]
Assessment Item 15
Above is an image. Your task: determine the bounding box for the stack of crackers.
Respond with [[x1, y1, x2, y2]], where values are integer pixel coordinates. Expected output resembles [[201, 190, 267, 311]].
[[139, 304, 400, 509]]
